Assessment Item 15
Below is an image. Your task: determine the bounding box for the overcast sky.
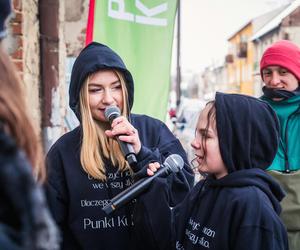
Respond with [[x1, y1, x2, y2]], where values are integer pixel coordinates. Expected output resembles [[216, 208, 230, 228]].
[[172, 0, 293, 74]]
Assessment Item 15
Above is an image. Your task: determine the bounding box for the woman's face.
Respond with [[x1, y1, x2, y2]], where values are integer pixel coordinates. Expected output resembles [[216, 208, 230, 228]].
[[88, 70, 124, 122], [191, 104, 228, 179]]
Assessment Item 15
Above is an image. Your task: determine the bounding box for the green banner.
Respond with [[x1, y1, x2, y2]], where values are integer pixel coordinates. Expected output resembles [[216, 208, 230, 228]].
[[92, 0, 177, 121]]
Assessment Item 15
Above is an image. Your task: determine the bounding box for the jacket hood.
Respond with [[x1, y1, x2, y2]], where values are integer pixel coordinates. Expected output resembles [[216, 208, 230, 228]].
[[69, 42, 134, 119], [215, 92, 280, 173], [208, 168, 285, 214]]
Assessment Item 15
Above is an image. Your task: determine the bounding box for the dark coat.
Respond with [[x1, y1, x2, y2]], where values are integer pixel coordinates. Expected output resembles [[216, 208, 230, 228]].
[[0, 130, 59, 250]]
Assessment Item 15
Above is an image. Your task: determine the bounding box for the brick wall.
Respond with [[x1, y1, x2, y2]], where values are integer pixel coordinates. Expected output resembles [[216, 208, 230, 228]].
[[6, 0, 82, 150], [65, 0, 89, 56], [7, 0, 68, 149], [10, 0, 23, 74]]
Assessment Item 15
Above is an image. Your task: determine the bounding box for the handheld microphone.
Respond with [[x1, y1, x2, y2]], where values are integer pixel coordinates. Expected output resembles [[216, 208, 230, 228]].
[[104, 106, 137, 166], [102, 154, 184, 215]]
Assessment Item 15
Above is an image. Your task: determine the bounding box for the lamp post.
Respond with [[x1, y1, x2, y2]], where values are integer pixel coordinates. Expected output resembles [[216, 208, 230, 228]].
[[176, 0, 182, 108]]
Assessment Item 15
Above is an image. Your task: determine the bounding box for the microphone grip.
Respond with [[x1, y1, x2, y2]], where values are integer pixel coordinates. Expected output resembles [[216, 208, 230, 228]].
[[105, 110, 137, 166], [116, 137, 137, 166], [103, 166, 169, 214]]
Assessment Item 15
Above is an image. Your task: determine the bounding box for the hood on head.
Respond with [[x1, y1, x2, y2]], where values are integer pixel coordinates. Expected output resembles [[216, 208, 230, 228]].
[[69, 42, 134, 119], [215, 92, 279, 173]]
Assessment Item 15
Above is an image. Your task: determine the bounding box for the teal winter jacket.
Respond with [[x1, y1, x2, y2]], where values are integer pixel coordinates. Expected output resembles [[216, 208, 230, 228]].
[[261, 95, 300, 172]]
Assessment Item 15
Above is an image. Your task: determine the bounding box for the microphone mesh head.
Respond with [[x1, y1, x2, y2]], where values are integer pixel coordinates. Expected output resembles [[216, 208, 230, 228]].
[[164, 154, 184, 173], [104, 106, 121, 121]]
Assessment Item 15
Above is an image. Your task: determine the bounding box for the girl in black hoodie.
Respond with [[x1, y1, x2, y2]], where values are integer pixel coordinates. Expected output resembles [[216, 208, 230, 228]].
[[45, 42, 194, 250], [134, 92, 288, 250]]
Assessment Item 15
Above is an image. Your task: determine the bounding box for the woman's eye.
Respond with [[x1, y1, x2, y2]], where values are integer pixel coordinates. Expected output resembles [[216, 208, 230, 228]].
[[89, 88, 103, 93], [111, 85, 121, 90]]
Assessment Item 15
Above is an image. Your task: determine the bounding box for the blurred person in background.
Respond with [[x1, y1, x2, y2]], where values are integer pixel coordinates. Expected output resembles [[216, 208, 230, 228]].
[[45, 42, 194, 250], [0, 0, 58, 249], [260, 40, 300, 250]]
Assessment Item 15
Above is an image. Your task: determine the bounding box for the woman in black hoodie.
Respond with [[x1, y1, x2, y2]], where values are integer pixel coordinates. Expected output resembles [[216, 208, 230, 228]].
[[134, 92, 288, 250], [45, 42, 194, 250]]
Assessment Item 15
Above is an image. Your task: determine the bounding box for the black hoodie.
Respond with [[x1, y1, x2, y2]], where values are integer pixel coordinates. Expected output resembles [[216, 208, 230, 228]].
[[133, 93, 288, 250], [46, 42, 194, 250]]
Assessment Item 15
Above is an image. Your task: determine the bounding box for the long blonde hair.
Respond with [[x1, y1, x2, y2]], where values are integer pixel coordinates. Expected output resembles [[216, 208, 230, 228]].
[[79, 70, 130, 181], [0, 45, 45, 182]]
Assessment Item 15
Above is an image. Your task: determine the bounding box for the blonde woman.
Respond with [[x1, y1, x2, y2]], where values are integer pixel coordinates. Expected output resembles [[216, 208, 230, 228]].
[[46, 42, 194, 250]]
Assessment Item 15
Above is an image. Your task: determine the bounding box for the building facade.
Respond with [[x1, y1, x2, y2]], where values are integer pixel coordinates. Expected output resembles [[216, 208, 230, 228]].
[[6, 0, 89, 152]]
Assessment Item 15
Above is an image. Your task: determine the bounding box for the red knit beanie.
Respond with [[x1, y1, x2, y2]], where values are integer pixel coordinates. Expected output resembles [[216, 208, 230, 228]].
[[260, 40, 300, 81]]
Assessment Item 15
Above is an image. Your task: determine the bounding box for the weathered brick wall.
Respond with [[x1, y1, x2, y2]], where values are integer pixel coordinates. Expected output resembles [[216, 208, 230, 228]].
[[39, 0, 67, 151], [7, 0, 42, 135], [23, 0, 42, 132], [10, 0, 23, 73], [4, 0, 90, 150], [6, 0, 68, 150], [65, 0, 89, 56]]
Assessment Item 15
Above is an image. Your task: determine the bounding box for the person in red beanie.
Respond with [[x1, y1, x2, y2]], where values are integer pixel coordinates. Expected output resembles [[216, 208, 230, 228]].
[[260, 39, 300, 250]]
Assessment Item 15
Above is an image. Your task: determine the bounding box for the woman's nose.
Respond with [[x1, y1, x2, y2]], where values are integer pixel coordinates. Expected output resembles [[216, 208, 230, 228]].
[[102, 90, 114, 104]]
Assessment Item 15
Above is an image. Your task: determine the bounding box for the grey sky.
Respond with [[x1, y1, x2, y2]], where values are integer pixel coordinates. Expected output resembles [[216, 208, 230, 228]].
[[174, 0, 292, 73]]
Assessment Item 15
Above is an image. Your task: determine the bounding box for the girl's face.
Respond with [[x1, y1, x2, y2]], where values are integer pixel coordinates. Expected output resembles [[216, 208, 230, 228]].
[[191, 104, 228, 179], [88, 70, 124, 122]]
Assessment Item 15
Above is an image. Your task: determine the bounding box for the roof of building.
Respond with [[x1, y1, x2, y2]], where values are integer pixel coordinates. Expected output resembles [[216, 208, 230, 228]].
[[251, 0, 300, 41], [227, 5, 287, 41]]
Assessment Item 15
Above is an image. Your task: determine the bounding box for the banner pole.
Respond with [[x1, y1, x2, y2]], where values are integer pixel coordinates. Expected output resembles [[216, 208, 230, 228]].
[[176, 0, 182, 109]]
